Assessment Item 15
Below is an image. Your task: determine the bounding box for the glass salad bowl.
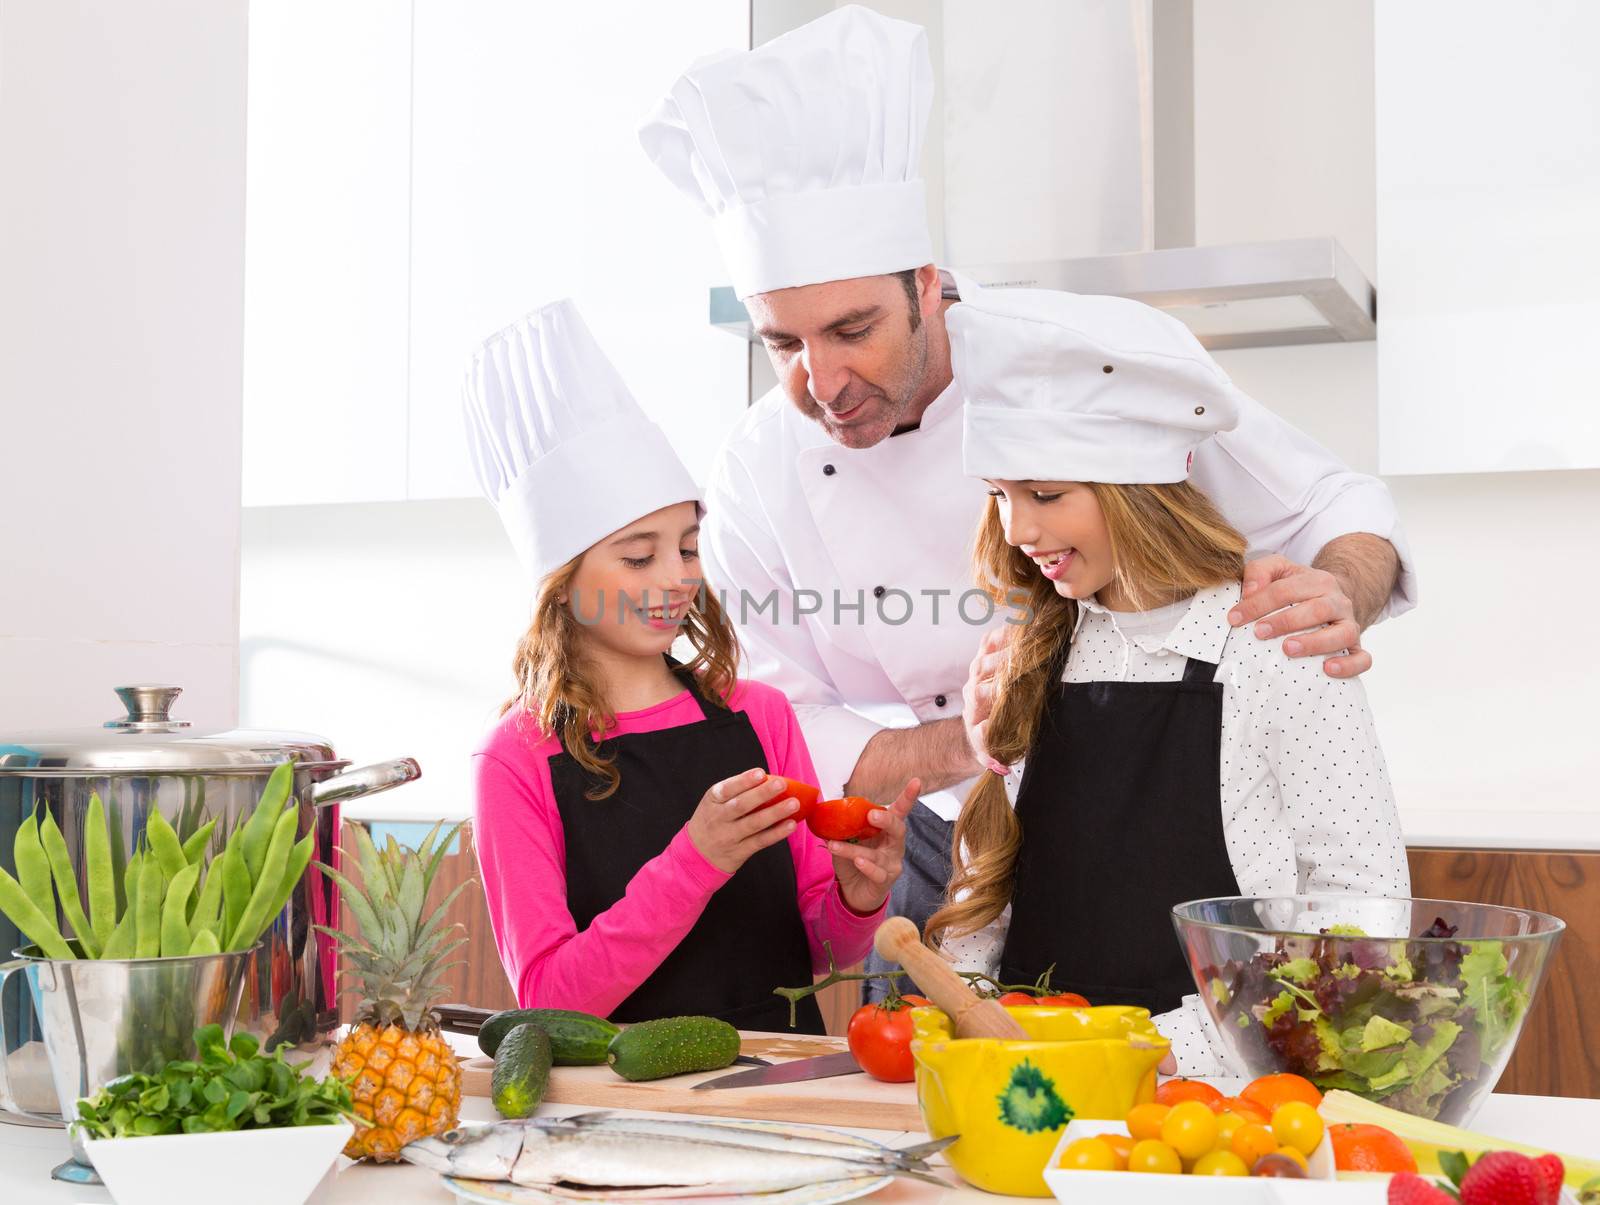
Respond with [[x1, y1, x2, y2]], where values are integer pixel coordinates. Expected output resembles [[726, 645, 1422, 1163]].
[[1171, 896, 1564, 1125]]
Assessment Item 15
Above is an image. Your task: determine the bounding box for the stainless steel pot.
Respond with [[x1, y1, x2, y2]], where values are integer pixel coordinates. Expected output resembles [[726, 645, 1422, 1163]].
[[0, 684, 420, 1126]]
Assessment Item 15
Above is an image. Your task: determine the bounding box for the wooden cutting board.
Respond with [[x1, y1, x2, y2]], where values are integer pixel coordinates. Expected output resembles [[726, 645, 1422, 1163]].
[[460, 1031, 923, 1131]]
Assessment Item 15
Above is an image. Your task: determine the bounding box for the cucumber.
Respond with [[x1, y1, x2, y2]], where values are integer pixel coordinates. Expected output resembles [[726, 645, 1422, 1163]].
[[605, 1016, 741, 1082], [492, 1023, 553, 1118], [476, 1007, 619, 1064]]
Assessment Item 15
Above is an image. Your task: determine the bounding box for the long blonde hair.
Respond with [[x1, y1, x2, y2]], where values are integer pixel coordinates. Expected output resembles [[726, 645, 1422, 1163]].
[[925, 481, 1247, 946], [500, 562, 741, 800]]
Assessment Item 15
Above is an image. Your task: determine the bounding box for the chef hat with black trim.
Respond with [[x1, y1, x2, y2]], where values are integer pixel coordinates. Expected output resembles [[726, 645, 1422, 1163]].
[[953, 286, 1241, 485], [638, 4, 934, 299], [462, 299, 701, 586]]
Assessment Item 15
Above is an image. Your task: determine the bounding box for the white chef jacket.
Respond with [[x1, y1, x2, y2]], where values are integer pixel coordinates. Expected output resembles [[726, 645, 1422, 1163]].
[[938, 582, 1413, 1074], [700, 273, 1417, 816]]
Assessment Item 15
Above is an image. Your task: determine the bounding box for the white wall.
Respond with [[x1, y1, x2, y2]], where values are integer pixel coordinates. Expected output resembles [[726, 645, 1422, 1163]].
[[1194, 1, 1600, 818], [0, 0, 247, 730]]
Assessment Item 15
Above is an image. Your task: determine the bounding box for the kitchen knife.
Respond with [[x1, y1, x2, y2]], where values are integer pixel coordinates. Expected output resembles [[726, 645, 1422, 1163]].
[[691, 1050, 862, 1090]]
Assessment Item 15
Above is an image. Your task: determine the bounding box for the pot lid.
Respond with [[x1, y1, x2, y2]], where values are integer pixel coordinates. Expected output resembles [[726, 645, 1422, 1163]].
[[0, 685, 343, 775]]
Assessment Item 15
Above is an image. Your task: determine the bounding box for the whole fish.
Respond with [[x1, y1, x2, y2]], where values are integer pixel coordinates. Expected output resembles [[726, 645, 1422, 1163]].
[[401, 1113, 952, 1199]]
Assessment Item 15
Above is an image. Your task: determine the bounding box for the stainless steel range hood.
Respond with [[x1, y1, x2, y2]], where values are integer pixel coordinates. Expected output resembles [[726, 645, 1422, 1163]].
[[711, 235, 1373, 352], [718, 0, 1374, 353]]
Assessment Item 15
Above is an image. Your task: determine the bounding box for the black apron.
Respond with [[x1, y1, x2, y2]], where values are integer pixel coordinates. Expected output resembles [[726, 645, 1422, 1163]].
[[998, 653, 1241, 1015], [550, 660, 826, 1034]]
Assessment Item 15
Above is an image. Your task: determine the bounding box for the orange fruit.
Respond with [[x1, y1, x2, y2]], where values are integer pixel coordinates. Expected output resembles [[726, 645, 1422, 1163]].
[[1127, 1139, 1183, 1175], [1208, 1094, 1271, 1123], [1154, 1078, 1224, 1108], [1271, 1101, 1325, 1157], [1192, 1150, 1250, 1177], [1241, 1072, 1323, 1113], [1161, 1101, 1220, 1161], [1059, 1137, 1118, 1171], [1273, 1145, 1310, 1172], [1232, 1122, 1278, 1168], [1101, 1133, 1134, 1170], [1126, 1102, 1172, 1143], [1327, 1123, 1418, 1174]]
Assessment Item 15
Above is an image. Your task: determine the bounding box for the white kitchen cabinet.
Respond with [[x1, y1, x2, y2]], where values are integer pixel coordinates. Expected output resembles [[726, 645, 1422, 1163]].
[[404, 0, 748, 498], [1375, 2, 1600, 474], [242, 0, 412, 506], [243, 2, 748, 505]]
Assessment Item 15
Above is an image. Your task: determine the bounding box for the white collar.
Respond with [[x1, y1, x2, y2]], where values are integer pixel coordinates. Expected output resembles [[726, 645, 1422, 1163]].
[[1078, 581, 1241, 663]]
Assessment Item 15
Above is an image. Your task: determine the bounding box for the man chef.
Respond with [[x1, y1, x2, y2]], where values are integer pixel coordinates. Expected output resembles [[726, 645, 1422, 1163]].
[[637, 5, 1415, 990]]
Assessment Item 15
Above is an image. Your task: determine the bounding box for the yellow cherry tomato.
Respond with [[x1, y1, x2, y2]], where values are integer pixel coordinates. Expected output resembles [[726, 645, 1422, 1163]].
[[1192, 1150, 1250, 1177], [1271, 1101, 1325, 1157], [1215, 1111, 1249, 1150], [1272, 1145, 1311, 1172], [1126, 1102, 1171, 1143], [1101, 1133, 1134, 1171], [1160, 1100, 1221, 1162], [1231, 1122, 1279, 1168], [1059, 1137, 1117, 1172], [1127, 1139, 1183, 1175]]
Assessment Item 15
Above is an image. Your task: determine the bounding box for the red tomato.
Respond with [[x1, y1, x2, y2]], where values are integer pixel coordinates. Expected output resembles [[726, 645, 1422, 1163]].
[[1209, 1095, 1272, 1123], [1036, 992, 1091, 1008], [808, 796, 885, 842], [847, 1000, 918, 1082], [899, 994, 932, 1007], [995, 992, 1039, 1006], [761, 777, 819, 824], [1155, 1078, 1225, 1108]]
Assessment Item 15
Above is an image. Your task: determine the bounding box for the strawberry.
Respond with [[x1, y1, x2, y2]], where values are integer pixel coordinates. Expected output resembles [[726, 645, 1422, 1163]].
[[1532, 1154, 1566, 1205], [1460, 1151, 1542, 1205], [1388, 1173, 1459, 1205]]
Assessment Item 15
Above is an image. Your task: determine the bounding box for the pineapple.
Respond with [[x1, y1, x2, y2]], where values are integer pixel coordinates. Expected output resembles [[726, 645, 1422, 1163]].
[[315, 821, 471, 1161]]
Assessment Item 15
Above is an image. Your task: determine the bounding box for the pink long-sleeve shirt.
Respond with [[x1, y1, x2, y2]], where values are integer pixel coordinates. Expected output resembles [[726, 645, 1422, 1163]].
[[472, 678, 885, 1015]]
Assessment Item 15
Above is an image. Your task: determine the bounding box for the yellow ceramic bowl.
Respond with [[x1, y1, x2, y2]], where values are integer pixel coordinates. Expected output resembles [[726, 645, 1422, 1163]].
[[911, 1006, 1169, 1198]]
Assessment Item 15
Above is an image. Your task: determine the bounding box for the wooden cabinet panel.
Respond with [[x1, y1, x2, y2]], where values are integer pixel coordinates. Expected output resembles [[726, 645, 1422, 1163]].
[[1408, 847, 1599, 1100]]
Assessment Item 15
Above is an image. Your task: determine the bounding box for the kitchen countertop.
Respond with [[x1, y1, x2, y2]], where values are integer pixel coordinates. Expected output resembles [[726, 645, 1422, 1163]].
[[5, 1077, 1598, 1203]]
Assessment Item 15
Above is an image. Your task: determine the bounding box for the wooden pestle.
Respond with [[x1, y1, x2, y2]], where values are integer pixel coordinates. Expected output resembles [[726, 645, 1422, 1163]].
[[874, 916, 1029, 1040]]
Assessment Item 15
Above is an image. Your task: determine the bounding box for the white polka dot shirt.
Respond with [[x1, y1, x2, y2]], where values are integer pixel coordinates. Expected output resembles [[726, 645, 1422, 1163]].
[[942, 580, 1411, 1073]]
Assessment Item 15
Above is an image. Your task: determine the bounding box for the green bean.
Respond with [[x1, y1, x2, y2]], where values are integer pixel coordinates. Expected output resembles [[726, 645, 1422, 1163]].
[[221, 840, 251, 949], [146, 809, 187, 881], [241, 763, 294, 885], [39, 812, 99, 957], [191, 863, 223, 931], [107, 792, 128, 919], [187, 927, 220, 956], [102, 904, 137, 960], [254, 833, 314, 942], [179, 817, 218, 867], [161, 863, 200, 957], [85, 792, 116, 947], [227, 808, 298, 951], [135, 856, 164, 958], [0, 866, 74, 959], [11, 811, 52, 909]]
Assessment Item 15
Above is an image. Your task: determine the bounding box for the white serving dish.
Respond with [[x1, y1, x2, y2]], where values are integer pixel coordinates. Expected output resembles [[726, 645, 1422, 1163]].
[[82, 1120, 353, 1205], [1042, 1119, 1386, 1203]]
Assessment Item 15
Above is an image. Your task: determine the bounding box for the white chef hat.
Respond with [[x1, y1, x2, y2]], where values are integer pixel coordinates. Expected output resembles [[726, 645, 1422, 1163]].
[[638, 4, 934, 299], [953, 287, 1242, 484], [462, 299, 701, 586]]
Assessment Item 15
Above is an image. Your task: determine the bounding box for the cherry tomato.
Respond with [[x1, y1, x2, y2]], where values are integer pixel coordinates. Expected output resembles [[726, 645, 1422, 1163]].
[[1100, 1133, 1134, 1170], [1231, 1122, 1278, 1168], [1270, 1101, 1325, 1157], [1127, 1139, 1182, 1175], [1192, 1150, 1249, 1177], [846, 999, 917, 1082], [1154, 1078, 1224, 1108], [995, 992, 1038, 1006], [1035, 992, 1090, 1007], [808, 796, 885, 842], [1058, 1137, 1117, 1171], [1160, 1101, 1220, 1161], [761, 778, 819, 823], [1251, 1152, 1308, 1178], [1126, 1102, 1171, 1143], [1208, 1095, 1271, 1123]]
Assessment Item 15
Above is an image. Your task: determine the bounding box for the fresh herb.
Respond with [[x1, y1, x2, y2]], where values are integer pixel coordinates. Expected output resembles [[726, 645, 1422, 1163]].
[[73, 1024, 355, 1139], [1205, 918, 1531, 1120]]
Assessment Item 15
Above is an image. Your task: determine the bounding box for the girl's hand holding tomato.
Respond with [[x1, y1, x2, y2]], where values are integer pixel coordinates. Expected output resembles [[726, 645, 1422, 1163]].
[[819, 778, 919, 915], [686, 769, 802, 875]]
